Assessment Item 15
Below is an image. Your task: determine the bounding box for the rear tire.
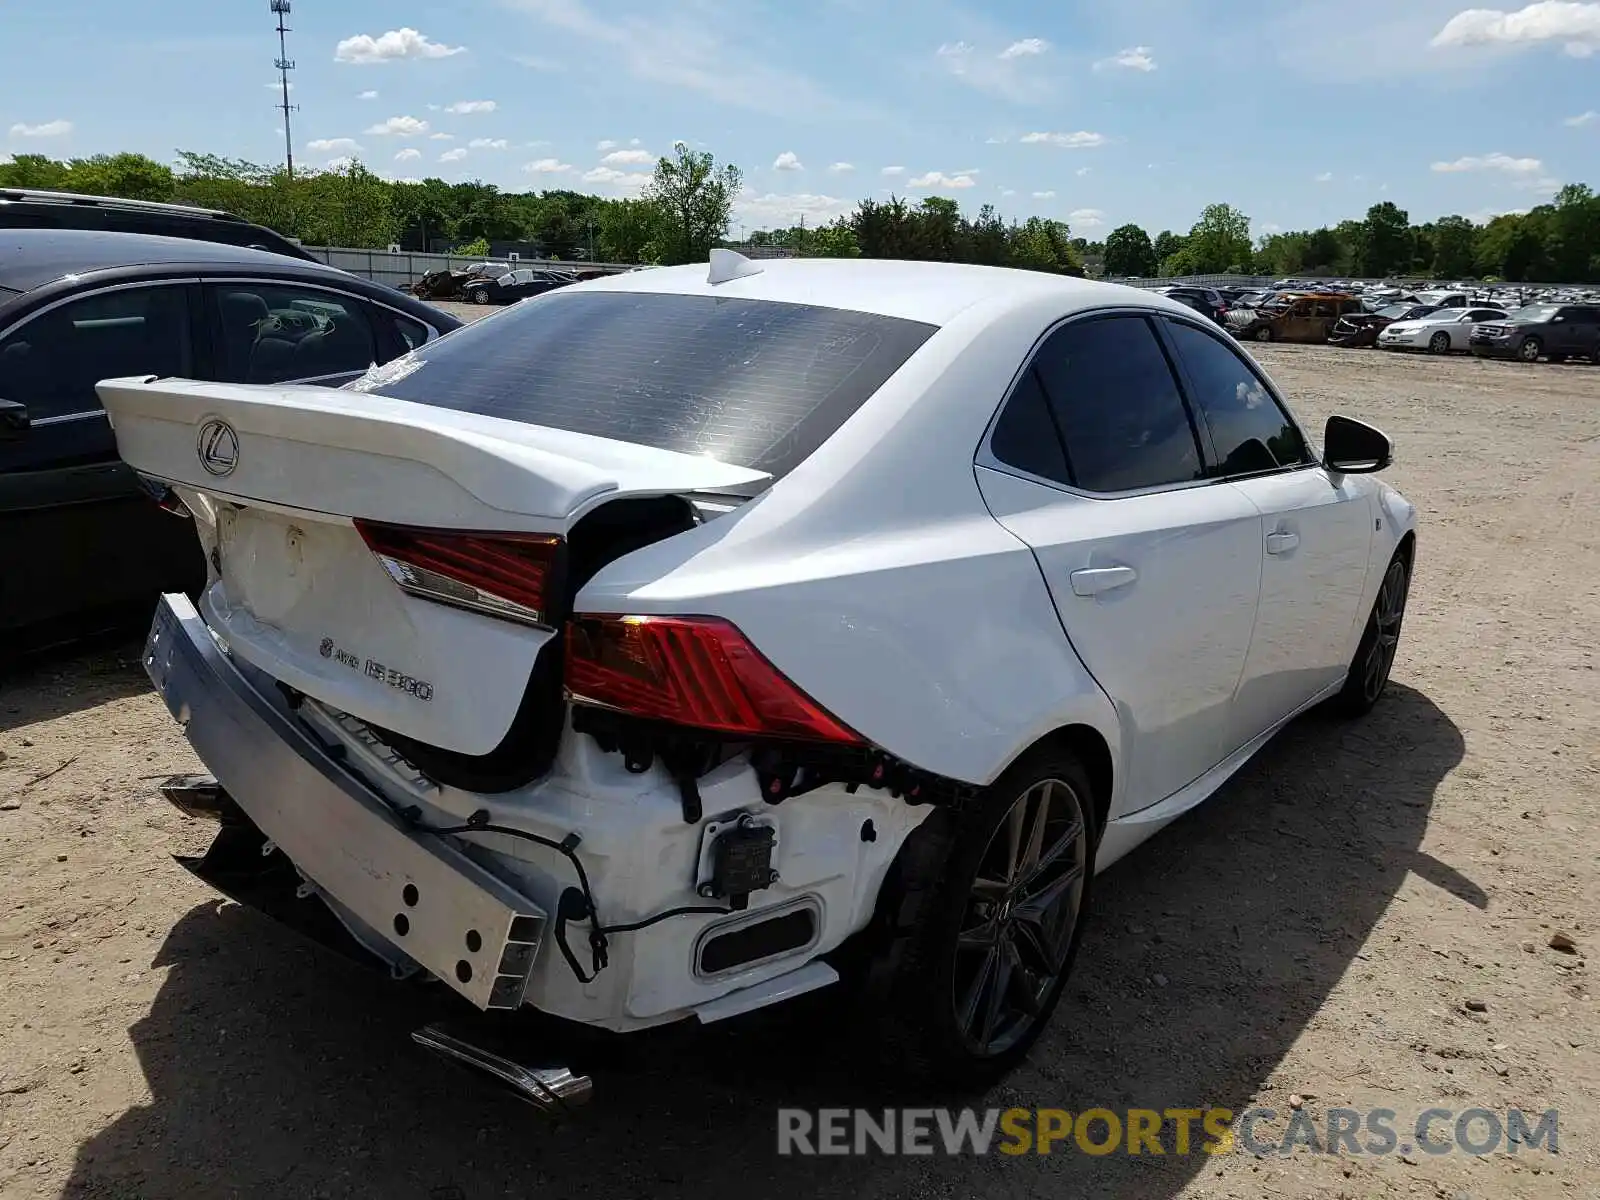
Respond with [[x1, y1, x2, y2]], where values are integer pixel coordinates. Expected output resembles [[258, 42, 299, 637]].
[[863, 745, 1097, 1089], [1333, 552, 1410, 717], [1253, 326, 1273, 343]]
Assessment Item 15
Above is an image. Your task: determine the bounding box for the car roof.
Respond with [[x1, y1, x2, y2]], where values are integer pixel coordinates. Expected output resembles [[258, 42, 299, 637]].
[[574, 257, 1190, 326], [0, 227, 342, 293]]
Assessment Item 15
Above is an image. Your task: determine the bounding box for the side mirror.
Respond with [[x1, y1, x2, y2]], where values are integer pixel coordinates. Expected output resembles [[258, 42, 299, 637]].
[[1324, 415, 1391, 474], [0, 398, 29, 442]]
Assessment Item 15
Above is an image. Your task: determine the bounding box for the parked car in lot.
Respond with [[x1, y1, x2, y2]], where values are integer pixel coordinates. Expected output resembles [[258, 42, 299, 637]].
[[118, 254, 1415, 1093], [1156, 285, 1229, 324], [0, 228, 460, 648], [463, 267, 577, 306], [1228, 293, 1364, 342], [1469, 303, 1600, 363], [1378, 307, 1508, 354], [1328, 303, 1439, 348], [0, 187, 316, 262]]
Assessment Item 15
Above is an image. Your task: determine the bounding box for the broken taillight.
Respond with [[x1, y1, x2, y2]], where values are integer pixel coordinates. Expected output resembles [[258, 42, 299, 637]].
[[565, 614, 863, 744], [354, 519, 563, 629]]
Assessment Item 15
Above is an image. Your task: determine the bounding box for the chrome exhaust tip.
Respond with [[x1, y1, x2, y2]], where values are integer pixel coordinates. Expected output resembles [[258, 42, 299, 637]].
[[411, 1025, 593, 1113]]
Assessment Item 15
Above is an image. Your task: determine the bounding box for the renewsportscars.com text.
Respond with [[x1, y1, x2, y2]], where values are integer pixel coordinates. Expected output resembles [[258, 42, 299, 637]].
[[776, 1107, 1559, 1157]]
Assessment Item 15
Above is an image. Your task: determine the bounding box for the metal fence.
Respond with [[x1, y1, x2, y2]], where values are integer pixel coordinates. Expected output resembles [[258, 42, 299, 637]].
[[302, 246, 636, 289]]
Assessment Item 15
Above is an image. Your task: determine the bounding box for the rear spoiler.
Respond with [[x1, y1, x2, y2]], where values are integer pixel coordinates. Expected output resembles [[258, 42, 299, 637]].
[[96, 376, 770, 525]]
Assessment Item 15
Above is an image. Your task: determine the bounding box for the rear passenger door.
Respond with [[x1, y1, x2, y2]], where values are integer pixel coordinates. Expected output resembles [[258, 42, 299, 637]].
[[203, 282, 379, 387], [0, 282, 205, 631], [1555, 306, 1600, 357], [975, 312, 1264, 812], [1161, 316, 1373, 746]]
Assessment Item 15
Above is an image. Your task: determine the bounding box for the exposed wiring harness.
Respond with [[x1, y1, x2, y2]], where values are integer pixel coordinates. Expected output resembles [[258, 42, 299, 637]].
[[400, 805, 731, 984]]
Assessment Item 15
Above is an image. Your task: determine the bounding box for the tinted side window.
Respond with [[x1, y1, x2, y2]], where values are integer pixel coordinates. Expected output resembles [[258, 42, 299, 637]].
[[1031, 315, 1202, 493], [384, 310, 430, 352], [989, 367, 1071, 485], [208, 283, 376, 384], [1164, 320, 1311, 476], [0, 285, 191, 420]]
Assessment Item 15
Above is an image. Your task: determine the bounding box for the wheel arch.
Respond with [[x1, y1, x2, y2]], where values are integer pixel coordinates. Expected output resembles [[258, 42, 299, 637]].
[[1013, 722, 1115, 840]]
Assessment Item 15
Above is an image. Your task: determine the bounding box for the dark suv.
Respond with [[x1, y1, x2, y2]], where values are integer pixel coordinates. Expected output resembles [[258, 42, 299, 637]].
[[0, 188, 316, 262], [1469, 304, 1600, 363]]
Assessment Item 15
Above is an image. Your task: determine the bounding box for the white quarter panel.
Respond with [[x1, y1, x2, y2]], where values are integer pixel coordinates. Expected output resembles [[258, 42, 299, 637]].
[[975, 467, 1264, 813], [1227, 469, 1375, 746]]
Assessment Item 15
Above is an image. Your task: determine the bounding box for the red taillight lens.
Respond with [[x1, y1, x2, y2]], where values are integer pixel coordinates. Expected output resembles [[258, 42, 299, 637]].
[[565, 614, 862, 744], [355, 520, 562, 628]]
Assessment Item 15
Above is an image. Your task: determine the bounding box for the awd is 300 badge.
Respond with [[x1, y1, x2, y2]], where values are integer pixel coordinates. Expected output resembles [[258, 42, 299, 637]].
[[319, 636, 434, 702]]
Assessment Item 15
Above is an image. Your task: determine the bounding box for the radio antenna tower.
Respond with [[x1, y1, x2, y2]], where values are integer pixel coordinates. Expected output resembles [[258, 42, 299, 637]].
[[270, 0, 298, 180]]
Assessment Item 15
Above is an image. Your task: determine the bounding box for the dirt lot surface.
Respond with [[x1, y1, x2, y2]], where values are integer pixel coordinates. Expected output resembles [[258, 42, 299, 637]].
[[1, 343, 1596, 1199]]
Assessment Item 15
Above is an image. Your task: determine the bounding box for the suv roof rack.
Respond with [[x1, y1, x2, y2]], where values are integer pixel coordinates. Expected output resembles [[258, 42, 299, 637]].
[[0, 188, 246, 223]]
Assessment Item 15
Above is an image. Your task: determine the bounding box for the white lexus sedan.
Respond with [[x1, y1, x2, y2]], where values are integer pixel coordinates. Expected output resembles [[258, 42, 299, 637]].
[[1379, 305, 1508, 353], [106, 253, 1416, 1092]]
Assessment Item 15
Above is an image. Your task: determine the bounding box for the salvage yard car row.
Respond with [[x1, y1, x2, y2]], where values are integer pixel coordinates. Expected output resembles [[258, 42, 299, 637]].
[[1195, 280, 1600, 364]]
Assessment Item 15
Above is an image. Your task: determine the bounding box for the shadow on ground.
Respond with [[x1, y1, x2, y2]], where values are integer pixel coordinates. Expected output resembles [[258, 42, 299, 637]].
[[0, 633, 151, 733], [62, 684, 1465, 1200]]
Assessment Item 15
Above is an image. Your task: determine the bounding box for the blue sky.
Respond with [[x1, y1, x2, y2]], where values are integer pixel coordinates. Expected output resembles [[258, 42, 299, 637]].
[[2, 0, 1597, 239]]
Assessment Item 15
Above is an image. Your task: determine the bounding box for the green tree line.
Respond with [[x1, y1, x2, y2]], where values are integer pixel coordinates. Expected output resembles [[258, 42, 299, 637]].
[[4, 147, 1598, 282]]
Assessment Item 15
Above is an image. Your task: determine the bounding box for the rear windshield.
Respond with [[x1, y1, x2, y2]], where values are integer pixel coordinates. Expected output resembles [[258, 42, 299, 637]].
[[360, 290, 938, 481]]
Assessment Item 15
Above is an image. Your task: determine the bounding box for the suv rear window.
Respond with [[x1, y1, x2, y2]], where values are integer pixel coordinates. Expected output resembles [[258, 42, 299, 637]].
[[361, 291, 937, 481]]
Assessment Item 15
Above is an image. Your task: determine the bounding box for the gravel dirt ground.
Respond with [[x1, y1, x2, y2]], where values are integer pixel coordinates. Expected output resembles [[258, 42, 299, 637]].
[[0, 341, 1596, 1200]]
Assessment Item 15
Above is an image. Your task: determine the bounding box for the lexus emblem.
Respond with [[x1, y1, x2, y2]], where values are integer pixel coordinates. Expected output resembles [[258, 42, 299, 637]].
[[196, 419, 239, 477]]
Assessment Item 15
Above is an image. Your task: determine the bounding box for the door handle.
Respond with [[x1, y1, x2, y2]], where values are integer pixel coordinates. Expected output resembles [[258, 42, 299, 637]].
[[1070, 566, 1138, 596], [1265, 530, 1300, 555]]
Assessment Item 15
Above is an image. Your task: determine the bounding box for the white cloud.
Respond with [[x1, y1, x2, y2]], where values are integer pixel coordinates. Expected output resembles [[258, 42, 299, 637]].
[[8, 119, 72, 138], [394, 177, 423, 185], [307, 137, 363, 154], [935, 39, 1055, 102], [1000, 188, 1016, 197], [1095, 45, 1157, 71], [1032, 190, 1056, 199], [1565, 109, 1599, 125], [1314, 171, 1334, 182], [828, 162, 855, 173], [469, 137, 510, 150], [430, 132, 454, 140], [395, 148, 423, 162], [1076, 166, 1092, 177], [358, 90, 379, 100], [881, 165, 905, 176], [1431, 2, 1600, 56], [0, 154, 12, 166], [1431, 151, 1543, 173], [445, 100, 497, 114], [526, 157, 575, 173], [1019, 130, 1108, 149], [733, 188, 852, 228], [602, 148, 655, 165], [596, 139, 619, 151], [335, 28, 465, 64], [581, 165, 652, 191], [910, 170, 978, 189], [265, 82, 296, 91], [324, 156, 356, 172], [365, 115, 430, 136], [439, 147, 468, 162], [773, 150, 804, 171], [999, 37, 1050, 58], [1068, 208, 1105, 228]]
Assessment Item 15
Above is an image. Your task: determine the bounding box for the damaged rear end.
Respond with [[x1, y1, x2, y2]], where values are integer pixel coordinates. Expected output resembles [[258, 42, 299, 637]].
[[103, 284, 945, 1036]]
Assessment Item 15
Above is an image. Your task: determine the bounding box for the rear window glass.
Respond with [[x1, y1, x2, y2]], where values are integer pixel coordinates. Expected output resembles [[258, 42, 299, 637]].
[[358, 291, 937, 480]]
